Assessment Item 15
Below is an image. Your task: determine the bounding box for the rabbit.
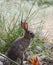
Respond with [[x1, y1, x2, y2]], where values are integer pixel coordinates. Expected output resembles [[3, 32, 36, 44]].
[[7, 21, 35, 65]]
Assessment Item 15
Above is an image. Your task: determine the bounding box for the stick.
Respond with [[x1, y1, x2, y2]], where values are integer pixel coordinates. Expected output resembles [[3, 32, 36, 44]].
[[0, 53, 19, 65]]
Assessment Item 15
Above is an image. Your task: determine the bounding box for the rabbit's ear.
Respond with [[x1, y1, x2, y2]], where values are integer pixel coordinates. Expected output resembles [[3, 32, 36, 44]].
[[21, 21, 28, 30], [24, 22, 28, 30]]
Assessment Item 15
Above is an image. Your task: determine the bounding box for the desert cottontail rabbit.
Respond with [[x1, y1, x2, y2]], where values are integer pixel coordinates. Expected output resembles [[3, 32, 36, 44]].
[[7, 21, 34, 65]]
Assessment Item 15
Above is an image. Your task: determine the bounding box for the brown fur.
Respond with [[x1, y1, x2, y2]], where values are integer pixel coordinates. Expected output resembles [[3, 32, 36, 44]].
[[7, 22, 34, 65]]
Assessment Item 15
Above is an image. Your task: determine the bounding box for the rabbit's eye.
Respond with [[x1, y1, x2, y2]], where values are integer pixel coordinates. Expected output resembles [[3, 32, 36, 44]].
[[30, 33, 33, 35]]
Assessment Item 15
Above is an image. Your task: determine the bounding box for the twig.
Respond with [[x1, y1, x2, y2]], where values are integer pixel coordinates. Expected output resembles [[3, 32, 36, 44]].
[[0, 53, 19, 65]]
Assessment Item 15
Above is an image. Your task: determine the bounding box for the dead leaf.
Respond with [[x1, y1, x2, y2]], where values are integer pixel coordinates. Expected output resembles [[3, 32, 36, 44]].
[[28, 55, 39, 65]]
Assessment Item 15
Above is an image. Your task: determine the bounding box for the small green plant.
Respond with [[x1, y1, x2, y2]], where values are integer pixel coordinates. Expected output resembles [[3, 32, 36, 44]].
[[0, 27, 23, 53]]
